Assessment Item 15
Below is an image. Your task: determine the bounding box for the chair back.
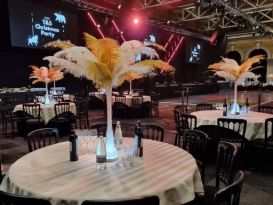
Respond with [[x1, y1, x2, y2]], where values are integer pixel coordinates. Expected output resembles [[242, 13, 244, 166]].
[[81, 196, 160, 205], [139, 124, 164, 142], [78, 100, 89, 114], [90, 124, 116, 137], [182, 129, 208, 182], [180, 113, 197, 129], [115, 96, 126, 104], [174, 104, 188, 114], [217, 118, 247, 138], [27, 128, 59, 152], [23, 103, 41, 120], [132, 96, 143, 107], [216, 141, 238, 188], [196, 103, 213, 111], [258, 105, 273, 114], [0, 190, 51, 205], [265, 117, 273, 149], [54, 102, 70, 116], [213, 170, 244, 205]]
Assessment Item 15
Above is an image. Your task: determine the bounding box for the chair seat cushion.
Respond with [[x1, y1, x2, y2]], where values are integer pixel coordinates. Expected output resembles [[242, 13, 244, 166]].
[[26, 119, 43, 125]]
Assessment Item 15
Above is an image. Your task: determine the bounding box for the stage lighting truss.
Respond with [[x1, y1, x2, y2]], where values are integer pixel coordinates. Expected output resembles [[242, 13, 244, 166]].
[[61, 0, 210, 41], [61, 0, 118, 16], [140, 0, 273, 35]]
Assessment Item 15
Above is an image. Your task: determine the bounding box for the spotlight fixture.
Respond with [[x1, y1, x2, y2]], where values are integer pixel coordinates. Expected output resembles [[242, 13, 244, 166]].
[[133, 18, 139, 24], [117, 4, 122, 9], [120, 31, 123, 34], [167, 20, 170, 25], [97, 24, 101, 28]]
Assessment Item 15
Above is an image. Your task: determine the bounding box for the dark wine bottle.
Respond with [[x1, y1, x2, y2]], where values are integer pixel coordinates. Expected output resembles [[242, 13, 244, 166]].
[[135, 122, 143, 158], [223, 98, 227, 116], [69, 123, 78, 161], [245, 98, 249, 113]]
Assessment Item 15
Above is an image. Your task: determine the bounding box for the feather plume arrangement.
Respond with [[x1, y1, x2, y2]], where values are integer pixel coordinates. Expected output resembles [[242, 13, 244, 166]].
[[267, 74, 273, 80], [208, 55, 264, 82], [29, 65, 64, 84], [44, 33, 174, 89], [44, 40, 76, 49]]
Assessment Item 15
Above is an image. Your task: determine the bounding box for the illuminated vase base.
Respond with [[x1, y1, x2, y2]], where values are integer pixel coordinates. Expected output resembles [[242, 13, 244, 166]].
[[230, 102, 240, 115], [105, 129, 118, 162]]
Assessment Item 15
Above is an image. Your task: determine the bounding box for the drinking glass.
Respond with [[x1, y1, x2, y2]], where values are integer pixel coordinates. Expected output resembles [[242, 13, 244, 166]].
[[88, 129, 98, 154]]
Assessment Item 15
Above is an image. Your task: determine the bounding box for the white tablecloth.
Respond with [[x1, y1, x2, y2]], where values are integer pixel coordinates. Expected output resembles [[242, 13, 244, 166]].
[[0, 138, 203, 205], [112, 95, 151, 107], [14, 103, 77, 124], [191, 110, 273, 140]]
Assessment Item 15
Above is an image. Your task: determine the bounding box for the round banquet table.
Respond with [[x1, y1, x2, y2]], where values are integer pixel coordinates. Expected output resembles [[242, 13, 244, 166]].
[[191, 110, 273, 141], [13, 102, 76, 124], [0, 138, 203, 205]]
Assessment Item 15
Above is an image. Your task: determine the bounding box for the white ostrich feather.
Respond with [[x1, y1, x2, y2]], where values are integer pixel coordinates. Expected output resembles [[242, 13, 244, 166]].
[[218, 58, 240, 75], [141, 47, 159, 58], [236, 72, 259, 84], [119, 40, 143, 53], [114, 43, 160, 74], [43, 47, 105, 81], [214, 71, 236, 81], [112, 64, 155, 87], [44, 56, 91, 80]]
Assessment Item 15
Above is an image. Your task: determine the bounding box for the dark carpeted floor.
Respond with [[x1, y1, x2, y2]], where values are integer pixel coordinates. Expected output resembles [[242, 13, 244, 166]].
[[0, 89, 273, 205]]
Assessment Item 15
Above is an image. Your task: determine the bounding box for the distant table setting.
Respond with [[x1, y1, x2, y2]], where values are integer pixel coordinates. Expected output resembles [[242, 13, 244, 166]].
[[0, 138, 203, 205], [191, 110, 273, 140], [13, 102, 76, 124], [90, 91, 151, 107]]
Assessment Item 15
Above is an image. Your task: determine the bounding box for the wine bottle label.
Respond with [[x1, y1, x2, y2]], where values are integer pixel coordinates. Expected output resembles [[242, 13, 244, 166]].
[[96, 155, 106, 163]]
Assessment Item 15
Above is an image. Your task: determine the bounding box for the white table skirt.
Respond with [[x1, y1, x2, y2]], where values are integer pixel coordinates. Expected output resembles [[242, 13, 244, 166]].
[[191, 110, 273, 140], [0, 138, 203, 205], [14, 103, 77, 124]]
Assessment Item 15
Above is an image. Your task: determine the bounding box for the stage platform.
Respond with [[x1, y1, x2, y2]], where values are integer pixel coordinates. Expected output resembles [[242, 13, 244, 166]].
[[154, 82, 218, 99]]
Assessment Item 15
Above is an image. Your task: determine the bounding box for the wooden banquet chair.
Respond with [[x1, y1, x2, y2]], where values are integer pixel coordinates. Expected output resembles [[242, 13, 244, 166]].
[[26, 128, 59, 152], [76, 100, 90, 129], [137, 124, 164, 142], [173, 110, 197, 146], [212, 170, 244, 205], [22, 103, 44, 134], [90, 123, 117, 137], [201, 141, 238, 205], [81, 195, 160, 205], [0, 190, 51, 205], [174, 104, 188, 114], [181, 129, 208, 182], [196, 103, 213, 111], [258, 105, 273, 114], [52, 102, 75, 135], [250, 117, 273, 175], [217, 118, 247, 169], [150, 92, 160, 118]]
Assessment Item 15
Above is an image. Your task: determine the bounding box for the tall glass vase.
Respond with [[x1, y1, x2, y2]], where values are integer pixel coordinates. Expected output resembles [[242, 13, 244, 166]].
[[129, 80, 133, 95], [44, 82, 50, 105], [230, 80, 240, 115], [105, 86, 118, 161]]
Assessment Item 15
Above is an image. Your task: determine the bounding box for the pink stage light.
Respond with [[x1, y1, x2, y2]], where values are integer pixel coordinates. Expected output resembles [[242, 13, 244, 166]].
[[161, 37, 184, 74], [133, 18, 139, 24], [167, 37, 184, 64], [164, 34, 174, 49], [111, 19, 126, 42], [87, 12, 105, 38]]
